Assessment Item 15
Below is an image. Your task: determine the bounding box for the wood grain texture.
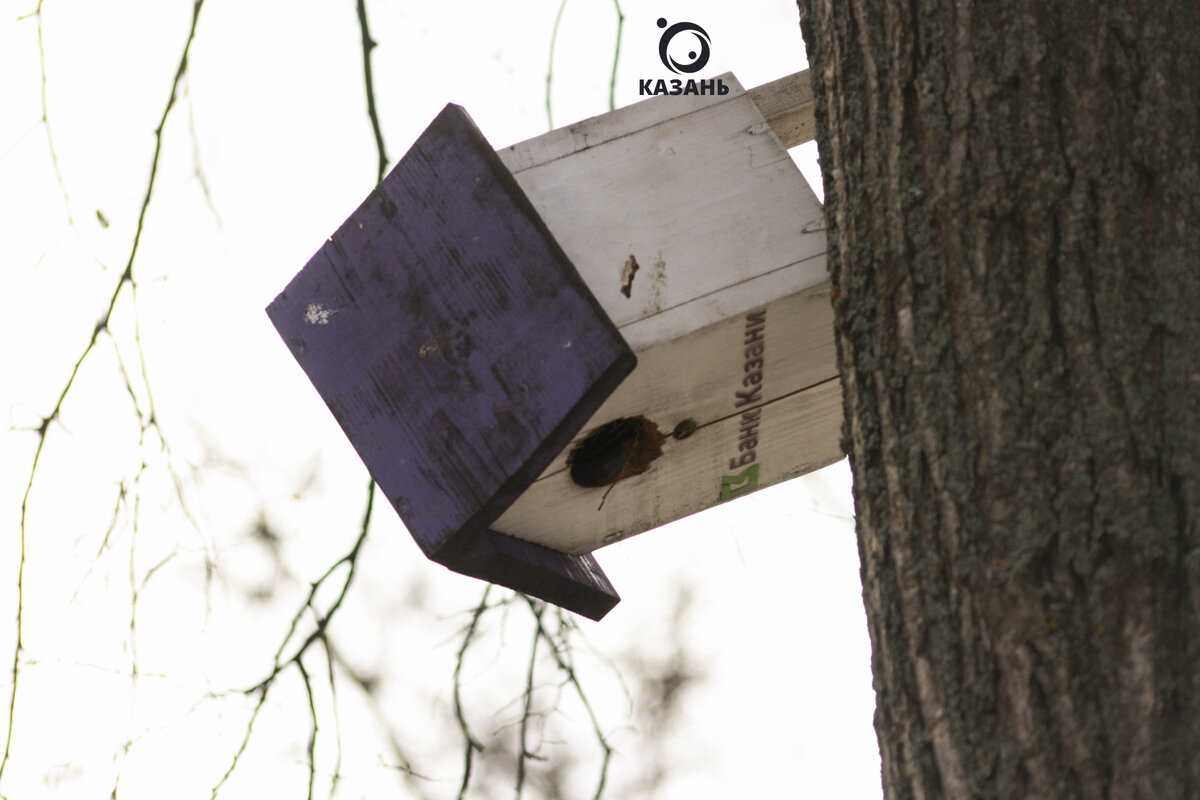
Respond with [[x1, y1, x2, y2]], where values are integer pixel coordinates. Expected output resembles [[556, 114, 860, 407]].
[[498, 74, 827, 352], [267, 104, 632, 618]]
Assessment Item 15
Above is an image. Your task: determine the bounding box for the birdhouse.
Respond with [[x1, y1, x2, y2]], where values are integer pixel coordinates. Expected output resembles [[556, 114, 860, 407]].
[[267, 72, 838, 620]]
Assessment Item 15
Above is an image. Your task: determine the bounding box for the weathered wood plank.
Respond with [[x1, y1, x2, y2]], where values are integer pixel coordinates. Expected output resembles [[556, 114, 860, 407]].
[[447, 531, 619, 620], [497, 69, 816, 169], [497, 75, 749, 173], [492, 282, 842, 555], [498, 74, 826, 353]]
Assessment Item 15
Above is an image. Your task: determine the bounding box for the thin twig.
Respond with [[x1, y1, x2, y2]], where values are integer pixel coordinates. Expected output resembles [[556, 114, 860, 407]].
[[328, 644, 435, 799], [454, 585, 492, 800], [239, 499, 432, 798], [213, 480, 375, 798], [522, 597, 612, 800], [545, 0, 569, 129], [354, 0, 388, 184], [1, 3, 207, 793], [246, 481, 375, 694], [110, 455, 149, 800], [608, 0, 624, 111], [516, 602, 545, 799], [32, 0, 73, 224], [547, 0, 624, 128], [297, 658, 318, 800], [185, 86, 222, 226], [320, 637, 343, 797], [558, 609, 633, 717], [209, 684, 270, 798]]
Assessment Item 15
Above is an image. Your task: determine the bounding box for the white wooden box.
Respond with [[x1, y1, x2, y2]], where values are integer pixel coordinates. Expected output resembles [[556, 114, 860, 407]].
[[491, 73, 840, 555]]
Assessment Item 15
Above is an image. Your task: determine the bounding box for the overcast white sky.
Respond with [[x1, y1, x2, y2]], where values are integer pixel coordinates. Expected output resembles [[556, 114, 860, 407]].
[[0, 1, 881, 797]]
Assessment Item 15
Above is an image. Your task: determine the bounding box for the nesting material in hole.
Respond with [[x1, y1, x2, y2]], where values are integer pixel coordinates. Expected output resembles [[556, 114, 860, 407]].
[[568, 415, 666, 489]]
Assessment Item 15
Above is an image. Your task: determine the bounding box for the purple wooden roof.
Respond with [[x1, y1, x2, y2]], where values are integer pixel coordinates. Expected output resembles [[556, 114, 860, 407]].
[[267, 105, 632, 619]]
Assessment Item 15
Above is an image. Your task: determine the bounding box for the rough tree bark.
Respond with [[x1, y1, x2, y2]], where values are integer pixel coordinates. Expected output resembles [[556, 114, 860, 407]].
[[796, 1, 1200, 798]]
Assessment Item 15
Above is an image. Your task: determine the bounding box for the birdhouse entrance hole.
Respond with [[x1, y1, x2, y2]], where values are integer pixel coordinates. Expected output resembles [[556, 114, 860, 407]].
[[568, 415, 666, 489]]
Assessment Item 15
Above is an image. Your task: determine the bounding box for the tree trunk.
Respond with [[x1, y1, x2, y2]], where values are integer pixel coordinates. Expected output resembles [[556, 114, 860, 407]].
[[796, 1, 1200, 797]]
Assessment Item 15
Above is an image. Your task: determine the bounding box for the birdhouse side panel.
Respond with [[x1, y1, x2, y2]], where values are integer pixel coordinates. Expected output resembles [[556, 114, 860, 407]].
[[491, 282, 842, 554], [499, 82, 827, 352]]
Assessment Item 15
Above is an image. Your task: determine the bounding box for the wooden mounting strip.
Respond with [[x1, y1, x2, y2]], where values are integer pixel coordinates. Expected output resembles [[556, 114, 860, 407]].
[[748, 69, 816, 149]]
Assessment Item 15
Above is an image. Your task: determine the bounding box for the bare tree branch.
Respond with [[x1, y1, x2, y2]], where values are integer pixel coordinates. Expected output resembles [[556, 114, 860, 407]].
[[212, 480, 375, 797], [544, 0, 569, 130], [318, 636, 344, 797], [1, 3, 207, 793], [515, 601, 545, 799], [184, 87, 222, 227], [546, 0, 625, 130], [454, 586, 492, 800], [20, 0, 74, 224], [235, 505, 436, 800], [3, 5, 681, 797], [247, 482, 374, 695], [297, 657, 319, 800], [327, 642, 435, 799], [522, 597, 612, 800], [354, 0, 388, 184], [607, 0, 624, 112]]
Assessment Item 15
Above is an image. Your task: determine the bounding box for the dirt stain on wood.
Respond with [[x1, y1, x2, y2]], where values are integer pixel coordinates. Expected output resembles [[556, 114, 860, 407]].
[[620, 254, 640, 298], [647, 254, 666, 312]]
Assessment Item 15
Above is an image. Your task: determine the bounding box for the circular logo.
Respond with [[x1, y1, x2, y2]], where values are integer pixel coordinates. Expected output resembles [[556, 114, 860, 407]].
[[657, 18, 711, 74]]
